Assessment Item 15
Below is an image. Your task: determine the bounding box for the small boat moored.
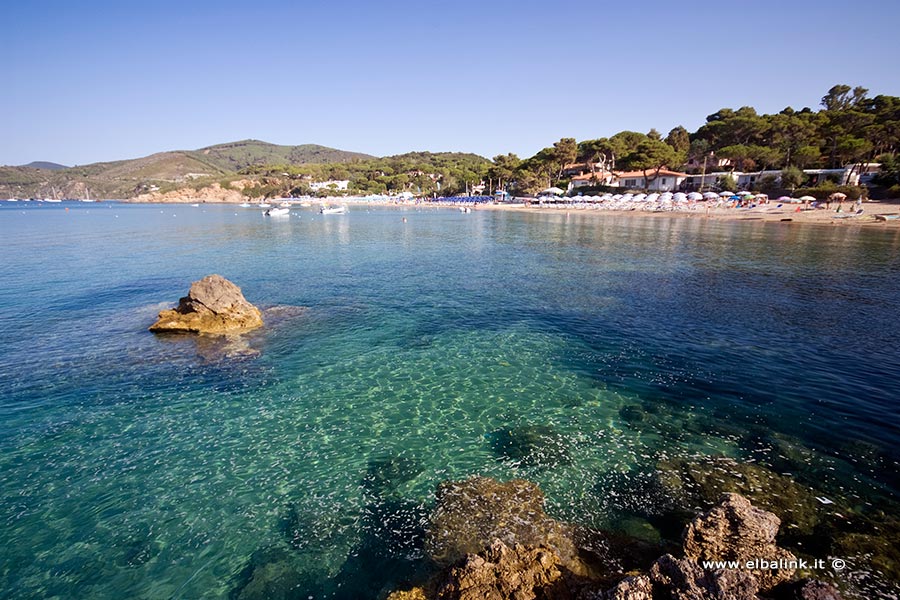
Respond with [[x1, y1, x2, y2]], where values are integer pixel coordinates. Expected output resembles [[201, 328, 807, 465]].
[[320, 205, 347, 215], [264, 207, 290, 217]]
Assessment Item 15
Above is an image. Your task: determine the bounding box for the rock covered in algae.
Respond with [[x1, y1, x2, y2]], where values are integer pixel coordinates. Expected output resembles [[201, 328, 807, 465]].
[[149, 274, 263, 334], [656, 456, 821, 535], [425, 477, 584, 575]]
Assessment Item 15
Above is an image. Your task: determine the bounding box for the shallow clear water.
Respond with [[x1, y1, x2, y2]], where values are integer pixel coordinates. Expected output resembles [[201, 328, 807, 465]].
[[1, 202, 899, 598]]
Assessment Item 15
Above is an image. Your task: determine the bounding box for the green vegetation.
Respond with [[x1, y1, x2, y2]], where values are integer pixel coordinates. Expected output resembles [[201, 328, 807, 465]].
[[2, 84, 897, 199]]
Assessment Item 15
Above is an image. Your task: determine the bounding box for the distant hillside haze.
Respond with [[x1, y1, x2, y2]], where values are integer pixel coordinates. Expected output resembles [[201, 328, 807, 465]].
[[22, 161, 68, 170]]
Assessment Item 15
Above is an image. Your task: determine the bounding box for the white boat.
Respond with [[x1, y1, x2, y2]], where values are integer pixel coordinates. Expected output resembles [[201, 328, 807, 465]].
[[320, 206, 347, 214], [264, 207, 290, 216], [240, 202, 252, 208], [279, 201, 291, 208], [43, 198, 61, 203], [458, 206, 472, 213], [81, 187, 95, 202], [259, 202, 272, 208]]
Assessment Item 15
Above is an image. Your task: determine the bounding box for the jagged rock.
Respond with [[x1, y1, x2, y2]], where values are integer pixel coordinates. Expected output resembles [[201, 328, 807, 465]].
[[602, 574, 653, 599], [425, 477, 587, 576], [656, 457, 821, 534], [436, 540, 565, 600], [773, 578, 843, 600], [682, 493, 796, 591], [649, 553, 759, 600], [149, 274, 263, 334]]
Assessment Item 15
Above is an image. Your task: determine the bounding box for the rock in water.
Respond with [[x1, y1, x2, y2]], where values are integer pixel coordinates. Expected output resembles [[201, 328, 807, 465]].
[[149, 274, 263, 334], [436, 540, 563, 600], [682, 492, 797, 591]]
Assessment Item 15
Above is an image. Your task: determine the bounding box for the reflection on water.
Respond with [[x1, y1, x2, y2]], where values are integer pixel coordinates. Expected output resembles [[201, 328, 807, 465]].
[[0, 203, 898, 598]]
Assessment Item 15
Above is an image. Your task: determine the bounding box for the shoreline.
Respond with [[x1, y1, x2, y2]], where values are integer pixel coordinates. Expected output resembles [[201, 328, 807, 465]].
[[117, 195, 900, 228]]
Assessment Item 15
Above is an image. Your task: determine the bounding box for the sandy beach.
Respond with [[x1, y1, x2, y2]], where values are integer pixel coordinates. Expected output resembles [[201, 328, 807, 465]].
[[467, 199, 900, 228]]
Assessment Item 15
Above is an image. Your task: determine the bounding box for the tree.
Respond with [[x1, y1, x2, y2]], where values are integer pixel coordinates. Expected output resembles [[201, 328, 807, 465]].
[[647, 128, 661, 141], [781, 166, 804, 191], [622, 139, 678, 189], [552, 138, 578, 180], [488, 153, 520, 194], [665, 126, 691, 159]]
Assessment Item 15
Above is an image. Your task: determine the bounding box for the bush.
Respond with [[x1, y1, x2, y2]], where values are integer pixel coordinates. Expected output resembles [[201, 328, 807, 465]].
[[793, 183, 865, 200]]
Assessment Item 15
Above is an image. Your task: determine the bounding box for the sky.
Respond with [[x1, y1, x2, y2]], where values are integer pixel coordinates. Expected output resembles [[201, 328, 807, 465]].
[[3, 0, 900, 166]]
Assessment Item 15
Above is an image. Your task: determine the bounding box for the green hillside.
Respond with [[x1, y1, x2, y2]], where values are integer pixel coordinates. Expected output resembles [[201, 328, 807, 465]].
[[189, 140, 374, 172]]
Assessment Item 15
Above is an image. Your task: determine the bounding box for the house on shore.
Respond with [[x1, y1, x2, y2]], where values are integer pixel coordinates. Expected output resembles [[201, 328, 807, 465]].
[[613, 170, 688, 192]]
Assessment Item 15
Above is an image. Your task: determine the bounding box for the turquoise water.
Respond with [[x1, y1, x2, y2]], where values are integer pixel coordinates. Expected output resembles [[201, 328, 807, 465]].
[[1, 202, 899, 598]]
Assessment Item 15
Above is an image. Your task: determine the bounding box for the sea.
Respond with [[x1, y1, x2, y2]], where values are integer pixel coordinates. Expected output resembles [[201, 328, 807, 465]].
[[1, 202, 898, 599]]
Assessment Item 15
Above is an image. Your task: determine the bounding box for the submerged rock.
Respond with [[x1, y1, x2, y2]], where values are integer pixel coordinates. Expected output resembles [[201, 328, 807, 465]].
[[487, 424, 571, 468], [425, 477, 583, 575], [656, 456, 821, 535], [149, 274, 263, 334]]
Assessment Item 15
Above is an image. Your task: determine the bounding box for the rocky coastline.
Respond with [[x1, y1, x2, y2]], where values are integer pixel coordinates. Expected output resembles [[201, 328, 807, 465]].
[[228, 458, 900, 600]]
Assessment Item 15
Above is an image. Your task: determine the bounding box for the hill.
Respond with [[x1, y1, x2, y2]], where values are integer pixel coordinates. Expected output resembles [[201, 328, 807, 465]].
[[189, 140, 375, 172], [0, 140, 377, 199], [22, 161, 68, 170]]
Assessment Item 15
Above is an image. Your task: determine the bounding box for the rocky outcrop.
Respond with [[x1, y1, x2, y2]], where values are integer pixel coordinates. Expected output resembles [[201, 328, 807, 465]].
[[656, 457, 822, 534], [132, 182, 248, 203], [436, 540, 565, 600], [425, 477, 589, 577], [386, 487, 842, 600], [649, 553, 760, 599], [149, 274, 263, 334], [682, 493, 797, 591]]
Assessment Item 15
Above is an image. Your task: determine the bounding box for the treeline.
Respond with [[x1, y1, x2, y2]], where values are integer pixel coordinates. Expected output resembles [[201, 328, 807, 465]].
[[487, 84, 900, 195], [237, 84, 899, 198], [239, 152, 491, 197]]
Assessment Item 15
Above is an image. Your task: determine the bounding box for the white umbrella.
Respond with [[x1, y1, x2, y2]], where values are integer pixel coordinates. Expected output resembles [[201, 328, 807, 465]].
[[738, 190, 754, 196], [799, 195, 816, 202], [673, 192, 687, 201], [703, 191, 719, 199], [687, 192, 704, 200], [719, 191, 735, 197], [540, 187, 564, 195]]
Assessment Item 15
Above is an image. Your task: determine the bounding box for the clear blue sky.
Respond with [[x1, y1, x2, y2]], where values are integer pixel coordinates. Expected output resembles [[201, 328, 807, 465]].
[[3, 0, 899, 166]]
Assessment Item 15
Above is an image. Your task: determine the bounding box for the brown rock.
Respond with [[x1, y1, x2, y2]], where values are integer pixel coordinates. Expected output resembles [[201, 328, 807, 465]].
[[649, 553, 759, 600], [149, 274, 263, 334], [386, 588, 429, 600], [425, 477, 585, 576], [436, 540, 564, 600], [682, 493, 796, 591], [602, 574, 653, 599]]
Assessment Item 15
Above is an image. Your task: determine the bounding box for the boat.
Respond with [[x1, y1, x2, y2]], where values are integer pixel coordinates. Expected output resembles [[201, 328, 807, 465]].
[[264, 207, 290, 216], [459, 206, 472, 213], [259, 202, 272, 208], [240, 202, 252, 208], [81, 187, 95, 202], [279, 201, 292, 208], [320, 206, 347, 215]]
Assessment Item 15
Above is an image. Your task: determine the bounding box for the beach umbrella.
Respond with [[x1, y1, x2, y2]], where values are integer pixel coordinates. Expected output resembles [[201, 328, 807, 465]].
[[828, 192, 847, 201], [687, 192, 704, 200], [719, 191, 735, 197], [673, 192, 687, 201], [703, 191, 719, 199], [754, 193, 769, 199], [799, 195, 816, 202], [646, 193, 660, 202], [540, 187, 564, 195], [738, 190, 754, 196]]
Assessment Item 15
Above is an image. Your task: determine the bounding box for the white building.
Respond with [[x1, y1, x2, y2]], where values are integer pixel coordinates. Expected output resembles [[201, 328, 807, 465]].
[[568, 171, 616, 191], [613, 170, 688, 192], [309, 180, 350, 191]]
